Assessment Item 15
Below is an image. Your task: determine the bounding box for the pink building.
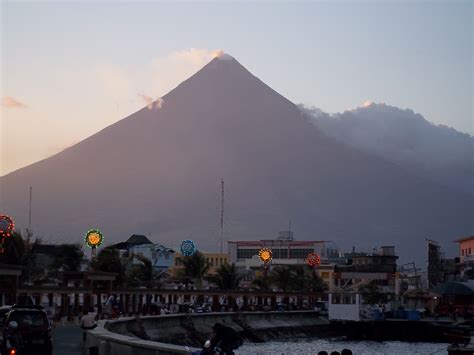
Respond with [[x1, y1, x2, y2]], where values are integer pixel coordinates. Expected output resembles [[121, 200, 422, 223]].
[[455, 236, 474, 263], [454, 236, 474, 279]]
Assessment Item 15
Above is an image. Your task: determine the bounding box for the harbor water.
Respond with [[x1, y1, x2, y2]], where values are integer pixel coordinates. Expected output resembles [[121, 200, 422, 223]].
[[236, 339, 449, 354]]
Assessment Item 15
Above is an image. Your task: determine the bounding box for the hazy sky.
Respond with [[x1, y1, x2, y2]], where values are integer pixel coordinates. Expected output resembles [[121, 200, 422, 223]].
[[1, 0, 472, 176]]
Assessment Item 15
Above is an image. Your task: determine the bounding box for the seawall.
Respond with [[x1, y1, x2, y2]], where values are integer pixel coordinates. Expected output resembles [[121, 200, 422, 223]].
[[86, 311, 330, 354]]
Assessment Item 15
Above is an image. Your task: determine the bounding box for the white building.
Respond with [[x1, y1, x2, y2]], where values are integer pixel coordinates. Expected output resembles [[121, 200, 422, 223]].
[[228, 231, 338, 271]]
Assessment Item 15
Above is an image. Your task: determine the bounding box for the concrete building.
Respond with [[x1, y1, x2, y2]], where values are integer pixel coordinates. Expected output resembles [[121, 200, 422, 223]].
[[171, 252, 229, 275], [228, 231, 338, 270], [333, 246, 400, 297], [130, 244, 175, 272], [455, 235, 474, 279], [113, 235, 175, 272]]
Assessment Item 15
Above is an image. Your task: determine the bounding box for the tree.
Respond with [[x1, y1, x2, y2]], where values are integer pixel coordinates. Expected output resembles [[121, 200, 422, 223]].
[[206, 263, 241, 290], [90, 247, 127, 286], [250, 273, 272, 291], [359, 281, 386, 304], [179, 251, 209, 289], [0, 230, 43, 284], [269, 266, 294, 291], [303, 268, 326, 292], [50, 244, 84, 274], [127, 254, 167, 289]]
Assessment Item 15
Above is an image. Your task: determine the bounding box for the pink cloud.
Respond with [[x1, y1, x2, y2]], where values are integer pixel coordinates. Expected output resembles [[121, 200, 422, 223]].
[[1, 96, 27, 109]]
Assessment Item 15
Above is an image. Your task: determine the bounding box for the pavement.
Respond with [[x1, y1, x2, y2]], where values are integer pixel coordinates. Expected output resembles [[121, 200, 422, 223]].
[[52, 324, 84, 355]]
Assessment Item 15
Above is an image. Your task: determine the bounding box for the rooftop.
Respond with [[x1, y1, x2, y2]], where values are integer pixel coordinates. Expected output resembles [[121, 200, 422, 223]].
[[454, 236, 474, 243], [228, 240, 327, 246]]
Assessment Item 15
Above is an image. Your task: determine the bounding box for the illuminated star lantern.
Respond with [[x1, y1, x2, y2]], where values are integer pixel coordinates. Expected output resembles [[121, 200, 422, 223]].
[[258, 248, 273, 264], [180, 239, 197, 257], [84, 229, 104, 249], [0, 214, 15, 254], [0, 215, 15, 238], [306, 252, 321, 267]]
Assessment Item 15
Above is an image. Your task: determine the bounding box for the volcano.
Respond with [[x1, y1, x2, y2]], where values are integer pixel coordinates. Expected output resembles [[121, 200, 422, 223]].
[[1, 55, 472, 261]]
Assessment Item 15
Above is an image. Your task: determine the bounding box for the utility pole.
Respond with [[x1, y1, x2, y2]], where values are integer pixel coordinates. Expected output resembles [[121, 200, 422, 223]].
[[220, 178, 224, 254], [28, 186, 32, 231]]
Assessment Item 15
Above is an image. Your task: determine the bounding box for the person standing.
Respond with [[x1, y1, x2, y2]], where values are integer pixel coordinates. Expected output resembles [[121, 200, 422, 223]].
[[80, 309, 97, 341]]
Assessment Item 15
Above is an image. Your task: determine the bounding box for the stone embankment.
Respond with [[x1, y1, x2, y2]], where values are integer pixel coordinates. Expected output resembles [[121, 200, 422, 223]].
[[87, 311, 329, 354]]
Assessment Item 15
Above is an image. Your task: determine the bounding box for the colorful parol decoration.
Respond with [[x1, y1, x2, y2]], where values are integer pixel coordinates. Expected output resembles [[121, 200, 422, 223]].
[[306, 252, 321, 267], [84, 229, 104, 248], [180, 239, 197, 257], [0, 214, 15, 254], [258, 248, 273, 264]]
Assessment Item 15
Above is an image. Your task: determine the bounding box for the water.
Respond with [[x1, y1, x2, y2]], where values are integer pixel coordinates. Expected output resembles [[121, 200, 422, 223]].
[[236, 339, 449, 354]]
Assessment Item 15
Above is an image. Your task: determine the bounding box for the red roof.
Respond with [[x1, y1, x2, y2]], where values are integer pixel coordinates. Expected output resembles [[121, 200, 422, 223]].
[[454, 236, 474, 243]]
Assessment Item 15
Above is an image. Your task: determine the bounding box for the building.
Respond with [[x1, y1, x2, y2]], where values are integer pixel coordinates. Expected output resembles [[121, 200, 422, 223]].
[[111, 234, 154, 251], [333, 246, 400, 297], [228, 231, 338, 271], [314, 264, 336, 292], [130, 244, 175, 272], [113, 234, 175, 272], [171, 252, 229, 276], [454, 236, 474, 280]]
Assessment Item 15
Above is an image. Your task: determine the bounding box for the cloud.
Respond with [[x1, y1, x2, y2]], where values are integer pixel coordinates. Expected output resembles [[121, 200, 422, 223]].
[[1, 96, 27, 109], [138, 93, 163, 110], [362, 100, 374, 108], [94, 48, 222, 110]]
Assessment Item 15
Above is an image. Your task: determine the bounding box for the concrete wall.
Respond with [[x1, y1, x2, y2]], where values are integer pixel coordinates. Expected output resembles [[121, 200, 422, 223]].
[[86, 311, 329, 354], [86, 320, 200, 355]]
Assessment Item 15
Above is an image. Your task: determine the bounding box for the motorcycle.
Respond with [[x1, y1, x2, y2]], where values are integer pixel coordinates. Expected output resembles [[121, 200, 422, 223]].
[[3, 321, 22, 355]]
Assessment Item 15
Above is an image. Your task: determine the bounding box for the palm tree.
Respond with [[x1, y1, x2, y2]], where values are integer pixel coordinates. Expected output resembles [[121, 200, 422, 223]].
[[303, 268, 326, 292], [269, 266, 295, 291], [128, 254, 168, 289], [179, 251, 210, 289], [50, 244, 84, 274], [206, 263, 241, 290], [250, 273, 273, 291], [0, 230, 43, 284], [90, 247, 128, 286]]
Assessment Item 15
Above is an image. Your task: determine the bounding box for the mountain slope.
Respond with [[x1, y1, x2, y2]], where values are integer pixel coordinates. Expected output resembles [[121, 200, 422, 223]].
[[1, 56, 472, 262]]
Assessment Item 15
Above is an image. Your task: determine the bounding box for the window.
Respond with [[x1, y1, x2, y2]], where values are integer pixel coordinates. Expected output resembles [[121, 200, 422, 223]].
[[289, 248, 314, 259], [469, 248, 472, 254], [271, 249, 288, 259], [462, 249, 465, 256], [237, 249, 260, 259], [165, 253, 169, 260]]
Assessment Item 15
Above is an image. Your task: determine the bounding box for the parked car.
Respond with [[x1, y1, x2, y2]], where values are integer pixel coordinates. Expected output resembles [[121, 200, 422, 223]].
[[0, 305, 13, 351], [1, 305, 53, 355]]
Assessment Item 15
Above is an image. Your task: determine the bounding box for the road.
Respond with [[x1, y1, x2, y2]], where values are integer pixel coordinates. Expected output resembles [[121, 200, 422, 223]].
[[52, 324, 84, 355]]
